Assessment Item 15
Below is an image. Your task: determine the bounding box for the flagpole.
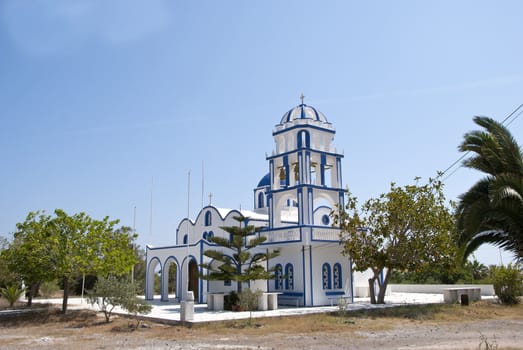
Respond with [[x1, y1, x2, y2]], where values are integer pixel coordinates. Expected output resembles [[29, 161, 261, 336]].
[[185, 170, 190, 300]]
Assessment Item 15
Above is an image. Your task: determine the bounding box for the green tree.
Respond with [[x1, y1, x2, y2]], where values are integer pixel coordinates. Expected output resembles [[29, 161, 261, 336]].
[[332, 178, 455, 304], [200, 215, 280, 293], [4, 211, 56, 306], [5, 209, 137, 313], [457, 116, 523, 260], [48, 209, 137, 313], [0, 236, 20, 289]]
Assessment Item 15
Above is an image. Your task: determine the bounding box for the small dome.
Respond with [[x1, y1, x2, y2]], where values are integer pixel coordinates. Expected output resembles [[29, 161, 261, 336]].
[[280, 104, 328, 124], [257, 173, 270, 187]]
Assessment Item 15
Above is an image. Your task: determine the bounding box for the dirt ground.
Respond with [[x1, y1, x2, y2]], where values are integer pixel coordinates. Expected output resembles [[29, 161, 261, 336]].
[[0, 302, 522, 349]]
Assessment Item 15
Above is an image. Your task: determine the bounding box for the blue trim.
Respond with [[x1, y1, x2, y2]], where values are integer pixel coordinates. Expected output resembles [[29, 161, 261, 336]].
[[349, 258, 354, 303], [309, 245, 314, 305], [145, 256, 161, 300], [266, 148, 341, 162], [325, 291, 345, 296], [162, 255, 181, 302], [322, 263, 332, 290], [205, 211, 212, 226], [282, 291, 303, 297], [199, 241, 204, 304], [302, 246, 306, 306], [274, 264, 283, 290], [333, 263, 342, 289], [285, 263, 294, 290], [272, 123, 335, 137]]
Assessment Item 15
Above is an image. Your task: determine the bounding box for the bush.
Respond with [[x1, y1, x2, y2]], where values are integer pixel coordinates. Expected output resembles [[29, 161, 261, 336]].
[[490, 264, 522, 305], [237, 289, 262, 311], [88, 276, 151, 324], [224, 291, 239, 311], [39, 280, 60, 298], [0, 285, 24, 307]]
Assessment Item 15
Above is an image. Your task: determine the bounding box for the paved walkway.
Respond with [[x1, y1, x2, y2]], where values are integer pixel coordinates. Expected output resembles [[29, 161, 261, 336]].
[[34, 292, 445, 324]]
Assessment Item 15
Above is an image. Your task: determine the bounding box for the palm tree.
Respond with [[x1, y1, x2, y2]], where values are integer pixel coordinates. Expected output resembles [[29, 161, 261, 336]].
[[456, 116, 523, 261]]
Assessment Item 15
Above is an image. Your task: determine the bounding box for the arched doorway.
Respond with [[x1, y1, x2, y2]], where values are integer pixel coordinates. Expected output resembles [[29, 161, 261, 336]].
[[146, 258, 161, 300], [188, 259, 199, 302], [162, 258, 178, 301]]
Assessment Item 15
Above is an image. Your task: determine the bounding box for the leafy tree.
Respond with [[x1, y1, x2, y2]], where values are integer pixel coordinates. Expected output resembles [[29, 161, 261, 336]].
[[332, 178, 455, 304], [200, 215, 280, 293], [0, 236, 20, 289], [457, 116, 523, 261], [5, 209, 137, 313], [48, 210, 138, 313], [4, 211, 56, 305]]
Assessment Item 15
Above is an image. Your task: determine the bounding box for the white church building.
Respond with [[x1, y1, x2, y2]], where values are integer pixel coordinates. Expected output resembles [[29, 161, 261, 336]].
[[145, 101, 369, 307]]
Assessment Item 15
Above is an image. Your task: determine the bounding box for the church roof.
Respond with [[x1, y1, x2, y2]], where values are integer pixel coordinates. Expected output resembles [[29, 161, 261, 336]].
[[280, 103, 328, 124], [257, 173, 270, 187]]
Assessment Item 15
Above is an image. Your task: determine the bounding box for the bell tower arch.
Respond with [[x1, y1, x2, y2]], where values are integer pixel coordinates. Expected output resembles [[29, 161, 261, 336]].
[[266, 99, 345, 229]]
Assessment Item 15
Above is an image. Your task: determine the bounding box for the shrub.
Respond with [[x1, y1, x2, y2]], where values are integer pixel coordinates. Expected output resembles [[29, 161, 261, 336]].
[[224, 291, 239, 311], [0, 285, 24, 307], [39, 280, 60, 298], [490, 264, 522, 305], [88, 276, 151, 324], [237, 289, 262, 311]]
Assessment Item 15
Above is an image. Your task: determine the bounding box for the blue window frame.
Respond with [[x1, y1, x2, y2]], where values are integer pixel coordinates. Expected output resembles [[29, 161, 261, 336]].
[[183, 234, 188, 245], [258, 192, 265, 208], [274, 264, 283, 290], [333, 263, 342, 289], [224, 280, 231, 286], [205, 211, 212, 226], [285, 263, 294, 290], [322, 263, 331, 290]]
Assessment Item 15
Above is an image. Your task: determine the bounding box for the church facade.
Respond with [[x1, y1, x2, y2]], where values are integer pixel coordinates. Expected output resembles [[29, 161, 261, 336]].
[[145, 101, 369, 306]]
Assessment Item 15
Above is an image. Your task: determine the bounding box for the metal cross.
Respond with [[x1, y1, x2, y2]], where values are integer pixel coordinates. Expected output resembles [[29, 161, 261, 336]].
[[300, 93, 305, 105], [208, 192, 213, 205]]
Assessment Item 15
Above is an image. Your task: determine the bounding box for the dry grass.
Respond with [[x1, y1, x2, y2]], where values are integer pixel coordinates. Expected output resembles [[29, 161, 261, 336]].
[[1, 300, 522, 349]]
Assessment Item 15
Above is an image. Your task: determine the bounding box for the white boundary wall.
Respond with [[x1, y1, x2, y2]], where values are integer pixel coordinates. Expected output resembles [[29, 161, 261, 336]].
[[389, 284, 494, 296]]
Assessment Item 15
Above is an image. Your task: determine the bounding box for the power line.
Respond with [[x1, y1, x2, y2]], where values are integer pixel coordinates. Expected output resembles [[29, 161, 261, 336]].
[[439, 103, 523, 182]]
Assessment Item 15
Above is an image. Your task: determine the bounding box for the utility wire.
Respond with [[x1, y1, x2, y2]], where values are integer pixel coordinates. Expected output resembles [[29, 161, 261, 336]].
[[440, 103, 523, 182]]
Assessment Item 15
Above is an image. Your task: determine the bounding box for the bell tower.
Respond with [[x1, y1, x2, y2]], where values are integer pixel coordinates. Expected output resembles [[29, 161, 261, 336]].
[[266, 98, 345, 230]]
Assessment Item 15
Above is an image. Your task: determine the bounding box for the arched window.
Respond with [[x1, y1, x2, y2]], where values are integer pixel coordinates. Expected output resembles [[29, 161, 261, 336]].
[[322, 263, 331, 290], [205, 211, 212, 226], [333, 263, 342, 289], [258, 192, 265, 208], [274, 264, 283, 290], [285, 263, 294, 290], [297, 130, 310, 148], [202, 232, 207, 240], [183, 234, 188, 245], [207, 231, 214, 240]]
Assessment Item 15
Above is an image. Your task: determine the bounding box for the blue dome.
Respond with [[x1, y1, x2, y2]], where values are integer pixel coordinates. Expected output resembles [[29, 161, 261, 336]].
[[257, 173, 270, 187], [280, 104, 328, 124]]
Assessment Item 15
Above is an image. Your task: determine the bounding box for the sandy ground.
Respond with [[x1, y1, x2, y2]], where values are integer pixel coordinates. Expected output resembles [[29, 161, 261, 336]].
[[0, 306, 522, 350]]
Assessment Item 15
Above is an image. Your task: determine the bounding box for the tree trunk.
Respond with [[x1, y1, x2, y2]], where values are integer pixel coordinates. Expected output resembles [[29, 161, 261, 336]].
[[26, 281, 40, 307], [368, 277, 377, 304], [62, 276, 69, 314], [376, 269, 391, 304]]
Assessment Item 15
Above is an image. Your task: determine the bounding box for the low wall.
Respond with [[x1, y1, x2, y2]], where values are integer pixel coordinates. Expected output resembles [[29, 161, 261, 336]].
[[389, 284, 494, 296]]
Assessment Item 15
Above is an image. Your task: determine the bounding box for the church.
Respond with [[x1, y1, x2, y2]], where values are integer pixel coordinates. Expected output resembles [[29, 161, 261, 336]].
[[145, 99, 370, 307]]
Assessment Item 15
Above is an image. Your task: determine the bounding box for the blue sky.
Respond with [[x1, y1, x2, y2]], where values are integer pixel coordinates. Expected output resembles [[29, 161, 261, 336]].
[[1, 1, 522, 266]]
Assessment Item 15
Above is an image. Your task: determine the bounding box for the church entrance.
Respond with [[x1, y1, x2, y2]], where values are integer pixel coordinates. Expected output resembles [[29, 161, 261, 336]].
[[188, 259, 199, 302]]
